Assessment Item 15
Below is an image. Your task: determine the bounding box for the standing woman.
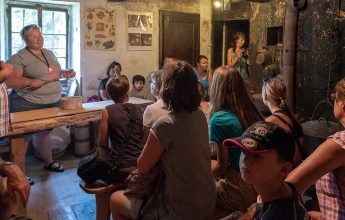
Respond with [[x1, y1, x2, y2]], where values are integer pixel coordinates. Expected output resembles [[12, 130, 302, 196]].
[[110, 60, 216, 220], [6, 24, 75, 173], [209, 66, 262, 213], [227, 32, 250, 81], [194, 55, 212, 101], [262, 78, 303, 166], [98, 61, 122, 101]]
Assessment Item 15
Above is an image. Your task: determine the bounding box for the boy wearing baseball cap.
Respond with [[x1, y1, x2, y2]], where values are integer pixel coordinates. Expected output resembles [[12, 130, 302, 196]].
[[223, 121, 306, 220]]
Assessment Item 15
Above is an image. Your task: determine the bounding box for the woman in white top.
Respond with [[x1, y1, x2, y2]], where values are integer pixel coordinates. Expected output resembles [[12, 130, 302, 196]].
[[142, 70, 169, 141]]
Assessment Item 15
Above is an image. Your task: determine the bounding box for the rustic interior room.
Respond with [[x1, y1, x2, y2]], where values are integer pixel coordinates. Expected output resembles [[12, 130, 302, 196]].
[[0, 0, 344, 219]]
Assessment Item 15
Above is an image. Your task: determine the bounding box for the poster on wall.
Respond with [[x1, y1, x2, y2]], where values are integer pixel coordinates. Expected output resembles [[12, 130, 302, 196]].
[[127, 11, 153, 51], [84, 7, 116, 50]]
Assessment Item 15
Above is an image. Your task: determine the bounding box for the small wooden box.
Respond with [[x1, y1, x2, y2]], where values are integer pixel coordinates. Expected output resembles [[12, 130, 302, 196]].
[[61, 96, 83, 110]]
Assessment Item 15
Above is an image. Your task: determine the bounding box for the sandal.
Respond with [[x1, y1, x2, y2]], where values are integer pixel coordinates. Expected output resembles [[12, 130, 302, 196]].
[[26, 176, 35, 185], [44, 162, 64, 172]]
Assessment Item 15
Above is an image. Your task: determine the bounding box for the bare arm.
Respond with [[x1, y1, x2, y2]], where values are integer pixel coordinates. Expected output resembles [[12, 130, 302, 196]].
[[99, 90, 109, 101], [4, 67, 44, 89], [0, 61, 12, 82], [142, 126, 150, 143], [227, 48, 241, 67], [211, 142, 229, 178], [98, 109, 109, 148], [286, 138, 345, 194], [208, 69, 213, 89], [137, 132, 164, 173]]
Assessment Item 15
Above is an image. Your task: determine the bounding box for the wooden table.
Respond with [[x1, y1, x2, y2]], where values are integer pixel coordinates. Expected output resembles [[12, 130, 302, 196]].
[[8, 97, 154, 172]]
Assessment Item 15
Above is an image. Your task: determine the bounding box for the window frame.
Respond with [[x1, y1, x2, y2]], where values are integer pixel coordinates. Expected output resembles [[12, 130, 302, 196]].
[[7, 3, 70, 68]]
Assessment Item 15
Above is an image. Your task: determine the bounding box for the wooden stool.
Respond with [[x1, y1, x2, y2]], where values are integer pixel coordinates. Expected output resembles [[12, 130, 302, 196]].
[[79, 180, 126, 220]]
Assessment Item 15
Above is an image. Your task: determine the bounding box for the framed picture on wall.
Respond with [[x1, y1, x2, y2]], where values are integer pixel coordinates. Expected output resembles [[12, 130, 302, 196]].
[[223, 0, 231, 11], [127, 11, 153, 51], [84, 7, 116, 50]]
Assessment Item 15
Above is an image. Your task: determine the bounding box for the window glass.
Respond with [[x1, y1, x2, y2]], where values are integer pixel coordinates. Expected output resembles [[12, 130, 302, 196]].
[[53, 49, 66, 58], [57, 58, 66, 69], [24, 9, 38, 27], [11, 33, 25, 55], [11, 8, 24, 32], [42, 10, 53, 34], [54, 11, 67, 34], [9, 4, 68, 69]]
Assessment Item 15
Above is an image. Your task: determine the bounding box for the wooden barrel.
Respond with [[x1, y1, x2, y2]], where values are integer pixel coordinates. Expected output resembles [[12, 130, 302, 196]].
[[74, 122, 91, 156], [33, 127, 69, 160]]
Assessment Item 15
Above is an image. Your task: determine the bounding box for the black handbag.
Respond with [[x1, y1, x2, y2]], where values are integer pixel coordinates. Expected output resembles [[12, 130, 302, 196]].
[[77, 104, 137, 185]]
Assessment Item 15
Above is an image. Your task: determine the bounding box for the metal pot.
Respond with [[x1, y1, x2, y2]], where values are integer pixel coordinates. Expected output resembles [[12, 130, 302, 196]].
[[301, 118, 340, 157]]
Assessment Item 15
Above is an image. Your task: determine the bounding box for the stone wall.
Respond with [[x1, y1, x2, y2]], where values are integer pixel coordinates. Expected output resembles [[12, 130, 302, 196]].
[[213, 0, 345, 119]]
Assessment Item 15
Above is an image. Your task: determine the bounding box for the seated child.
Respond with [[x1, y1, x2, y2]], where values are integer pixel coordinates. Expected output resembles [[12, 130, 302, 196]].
[[223, 121, 306, 220], [129, 74, 151, 100], [98, 76, 144, 173]]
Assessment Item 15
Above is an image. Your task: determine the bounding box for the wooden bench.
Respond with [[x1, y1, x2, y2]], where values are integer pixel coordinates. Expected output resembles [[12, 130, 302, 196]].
[[79, 180, 126, 220]]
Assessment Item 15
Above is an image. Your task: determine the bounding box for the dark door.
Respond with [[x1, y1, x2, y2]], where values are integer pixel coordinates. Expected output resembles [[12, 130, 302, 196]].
[[212, 20, 249, 69], [159, 10, 200, 68]]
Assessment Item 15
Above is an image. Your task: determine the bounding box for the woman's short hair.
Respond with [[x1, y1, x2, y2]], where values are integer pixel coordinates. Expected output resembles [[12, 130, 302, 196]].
[[106, 75, 129, 103], [197, 55, 208, 64], [150, 70, 163, 89], [107, 61, 122, 77], [20, 24, 41, 41], [161, 60, 201, 112]]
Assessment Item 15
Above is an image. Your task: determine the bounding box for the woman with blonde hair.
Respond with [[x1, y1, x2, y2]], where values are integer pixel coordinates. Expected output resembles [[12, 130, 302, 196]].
[[262, 78, 303, 166], [209, 66, 262, 213]]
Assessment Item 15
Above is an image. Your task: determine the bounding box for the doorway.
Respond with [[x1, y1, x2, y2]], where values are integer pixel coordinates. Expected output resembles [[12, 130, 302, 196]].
[[212, 20, 249, 69], [159, 10, 200, 68]]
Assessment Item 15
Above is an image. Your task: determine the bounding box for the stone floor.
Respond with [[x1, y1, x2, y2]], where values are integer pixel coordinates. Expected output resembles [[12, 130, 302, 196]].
[[24, 147, 95, 220]]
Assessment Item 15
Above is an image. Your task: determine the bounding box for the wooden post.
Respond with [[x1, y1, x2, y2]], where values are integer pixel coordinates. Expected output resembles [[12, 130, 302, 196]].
[[283, 1, 298, 112], [10, 134, 26, 174]]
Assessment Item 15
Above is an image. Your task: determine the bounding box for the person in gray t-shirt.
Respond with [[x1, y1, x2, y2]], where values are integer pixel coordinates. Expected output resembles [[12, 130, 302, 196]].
[[110, 60, 216, 220], [6, 24, 75, 175]]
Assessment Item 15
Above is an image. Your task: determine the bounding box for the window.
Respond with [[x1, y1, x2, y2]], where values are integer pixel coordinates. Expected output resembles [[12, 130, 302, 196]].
[[266, 26, 283, 47], [8, 4, 68, 69]]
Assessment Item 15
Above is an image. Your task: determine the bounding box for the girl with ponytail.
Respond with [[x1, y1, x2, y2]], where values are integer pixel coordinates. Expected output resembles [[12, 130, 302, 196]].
[[262, 77, 304, 166]]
